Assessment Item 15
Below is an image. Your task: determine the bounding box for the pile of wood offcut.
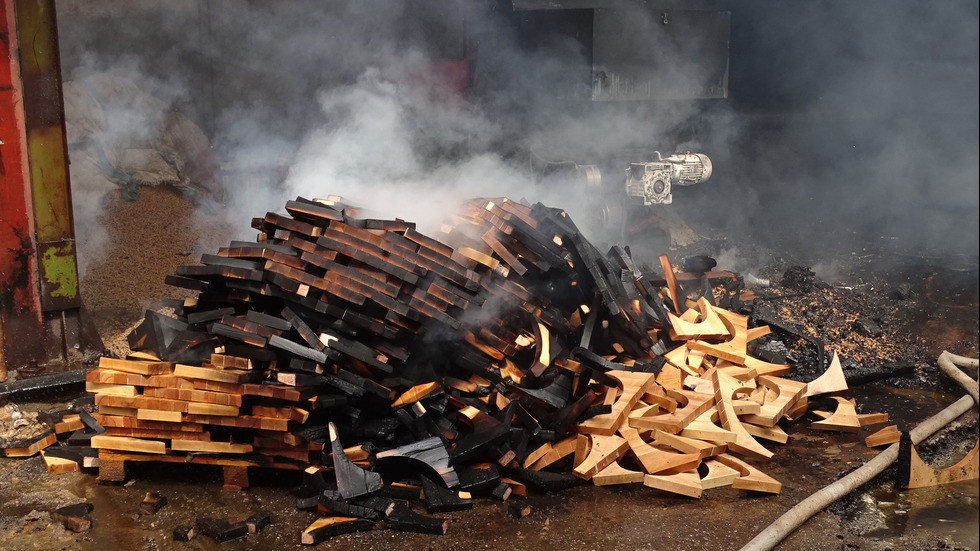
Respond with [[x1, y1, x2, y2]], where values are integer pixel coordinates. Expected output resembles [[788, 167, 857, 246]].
[[68, 196, 869, 542]]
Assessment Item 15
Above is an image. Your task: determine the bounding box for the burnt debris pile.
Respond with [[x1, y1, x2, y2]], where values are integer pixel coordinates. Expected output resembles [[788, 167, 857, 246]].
[[58, 196, 888, 542]]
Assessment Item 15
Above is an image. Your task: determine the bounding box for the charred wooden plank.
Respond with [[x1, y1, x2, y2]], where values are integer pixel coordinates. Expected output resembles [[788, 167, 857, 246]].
[[138, 492, 167, 515], [329, 423, 383, 499], [244, 511, 271, 533], [318, 491, 383, 521], [268, 335, 328, 363], [421, 476, 472, 513], [384, 503, 449, 535], [52, 503, 94, 532], [301, 516, 374, 545], [195, 518, 249, 543], [505, 466, 581, 492], [172, 525, 196, 542], [285, 199, 344, 225], [375, 436, 459, 488], [280, 307, 325, 351]]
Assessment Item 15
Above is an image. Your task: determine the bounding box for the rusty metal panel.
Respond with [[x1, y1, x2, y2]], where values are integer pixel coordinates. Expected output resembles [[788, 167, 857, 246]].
[[15, 0, 80, 310], [591, 9, 729, 101], [0, 0, 45, 379]]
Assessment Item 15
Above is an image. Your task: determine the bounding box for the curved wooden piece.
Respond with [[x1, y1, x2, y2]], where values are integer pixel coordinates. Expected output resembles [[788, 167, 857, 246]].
[[643, 470, 702, 498], [653, 429, 727, 459], [906, 438, 980, 489], [742, 422, 789, 444], [686, 307, 749, 364], [713, 370, 774, 461], [681, 409, 736, 443], [592, 461, 645, 486], [631, 389, 714, 433], [572, 434, 629, 480], [656, 363, 684, 390], [742, 376, 807, 427], [700, 458, 740, 489], [578, 371, 657, 436], [621, 428, 700, 475], [805, 351, 848, 397], [667, 298, 730, 340], [865, 425, 901, 448], [811, 397, 861, 432], [715, 453, 781, 494]]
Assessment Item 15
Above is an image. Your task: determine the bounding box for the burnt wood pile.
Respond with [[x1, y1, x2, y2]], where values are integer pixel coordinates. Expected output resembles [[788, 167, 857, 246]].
[[64, 196, 886, 542]]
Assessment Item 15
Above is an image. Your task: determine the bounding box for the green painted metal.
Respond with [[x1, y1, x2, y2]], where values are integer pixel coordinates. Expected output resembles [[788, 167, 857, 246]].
[[39, 241, 78, 300], [15, 0, 80, 311]]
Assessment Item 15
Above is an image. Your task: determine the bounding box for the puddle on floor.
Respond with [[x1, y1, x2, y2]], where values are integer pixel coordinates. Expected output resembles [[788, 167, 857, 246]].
[[864, 480, 979, 549]]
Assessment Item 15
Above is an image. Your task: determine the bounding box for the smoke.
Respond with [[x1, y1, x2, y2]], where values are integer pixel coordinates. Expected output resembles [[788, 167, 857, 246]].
[[57, 0, 979, 280], [698, 0, 979, 261]]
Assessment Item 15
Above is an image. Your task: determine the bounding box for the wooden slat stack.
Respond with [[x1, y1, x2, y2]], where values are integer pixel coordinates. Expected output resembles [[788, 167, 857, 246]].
[[60, 195, 891, 540]]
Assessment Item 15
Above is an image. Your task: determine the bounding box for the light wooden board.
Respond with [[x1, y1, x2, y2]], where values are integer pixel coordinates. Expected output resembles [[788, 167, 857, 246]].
[[91, 435, 167, 455]]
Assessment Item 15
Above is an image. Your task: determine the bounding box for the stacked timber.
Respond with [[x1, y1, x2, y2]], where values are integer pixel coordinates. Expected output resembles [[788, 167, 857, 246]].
[[68, 196, 886, 541]]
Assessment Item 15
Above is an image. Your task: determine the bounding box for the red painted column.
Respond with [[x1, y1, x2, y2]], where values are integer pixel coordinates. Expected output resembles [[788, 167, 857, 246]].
[[0, 0, 46, 381]]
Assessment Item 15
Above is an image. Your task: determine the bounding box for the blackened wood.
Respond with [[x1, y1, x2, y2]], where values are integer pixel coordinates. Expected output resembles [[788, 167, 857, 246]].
[[506, 466, 581, 492], [163, 329, 217, 364], [127, 310, 188, 359], [268, 334, 327, 363], [421, 476, 472, 513], [279, 307, 325, 351], [318, 492, 382, 521], [491, 481, 513, 500], [505, 372, 571, 409], [200, 254, 265, 271], [244, 511, 271, 534], [316, 234, 419, 286], [67, 428, 99, 447], [77, 410, 105, 434], [285, 199, 344, 224], [336, 369, 394, 400], [229, 239, 297, 256], [41, 445, 97, 463], [375, 436, 460, 488], [380, 482, 422, 501], [329, 423, 383, 499], [245, 310, 292, 331], [351, 495, 400, 517], [322, 373, 367, 397], [384, 503, 449, 535], [275, 371, 328, 387], [456, 465, 501, 493], [288, 358, 324, 374], [547, 389, 598, 437], [293, 424, 331, 443], [506, 501, 532, 518], [172, 526, 196, 542], [52, 503, 93, 532], [163, 274, 210, 292], [177, 264, 264, 281], [364, 218, 416, 231], [265, 212, 323, 239], [311, 394, 348, 409], [393, 407, 428, 440], [195, 518, 249, 543], [138, 492, 167, 515], [509, 427, 531, 464], [301, 516, 374, 545], [448, 414, 510, 465], [326, 335, 395, 374], [210, 322, 268, 347], [222, 342, 279, 363]]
